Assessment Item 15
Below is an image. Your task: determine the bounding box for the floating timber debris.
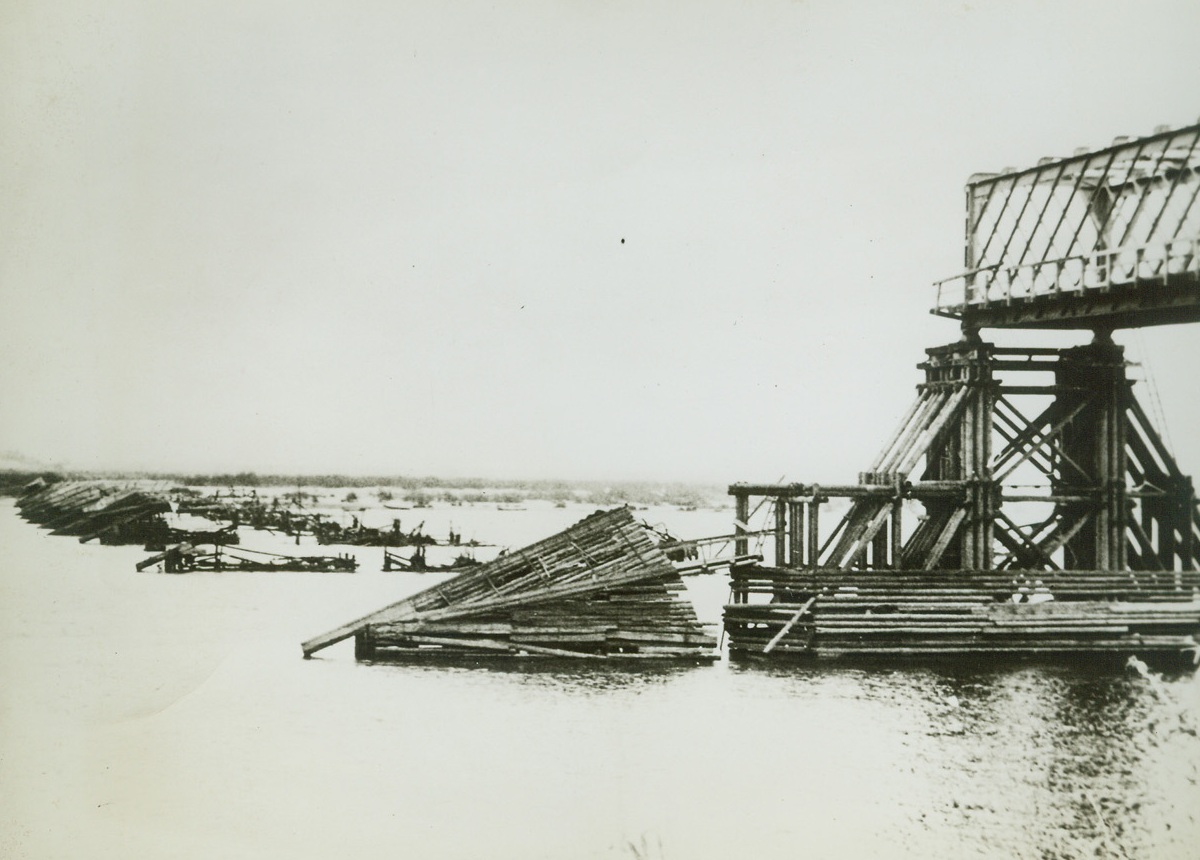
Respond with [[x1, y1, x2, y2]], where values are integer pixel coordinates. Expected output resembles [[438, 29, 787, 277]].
[[17, 479, 174, 545], [176, 490, 446, 547], [137, 543, 358, 573], [302, 507, 718, 662], [382, 545, 481, 572], [176, 491, 328, 541], [142, 521, 239, 552], [315, 517, 438, 547]]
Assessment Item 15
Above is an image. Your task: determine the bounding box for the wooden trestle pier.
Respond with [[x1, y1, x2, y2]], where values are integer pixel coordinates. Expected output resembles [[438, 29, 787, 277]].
[[726, 121, 1200, 665]]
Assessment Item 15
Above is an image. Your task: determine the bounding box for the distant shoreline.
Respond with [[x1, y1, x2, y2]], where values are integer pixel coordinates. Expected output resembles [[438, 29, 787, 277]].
[[0, 468, 728, 508]]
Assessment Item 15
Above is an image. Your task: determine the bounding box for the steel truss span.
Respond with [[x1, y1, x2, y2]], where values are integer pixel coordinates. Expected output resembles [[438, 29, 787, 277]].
[[933, 122, 1200, 330]]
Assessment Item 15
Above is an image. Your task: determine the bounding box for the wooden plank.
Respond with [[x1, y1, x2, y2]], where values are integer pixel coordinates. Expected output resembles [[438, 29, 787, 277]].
[[608, 630, 716, 645], [403, 634, 607, 659], [763, 596, 818, 654]]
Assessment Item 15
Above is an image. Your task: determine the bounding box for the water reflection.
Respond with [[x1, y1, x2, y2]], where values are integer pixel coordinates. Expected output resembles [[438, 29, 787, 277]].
[[366, 655, 706, 695], [722, 658, 1199, 859], [921, 664, 1195, 858]]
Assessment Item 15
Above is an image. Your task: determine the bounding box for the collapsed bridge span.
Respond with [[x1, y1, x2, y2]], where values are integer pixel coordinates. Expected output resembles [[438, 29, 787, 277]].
[[302, 507, 718, 662]]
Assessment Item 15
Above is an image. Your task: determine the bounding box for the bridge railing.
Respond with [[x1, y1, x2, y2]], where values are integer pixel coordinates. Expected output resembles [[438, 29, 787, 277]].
[[934, 236, 1200, 313]]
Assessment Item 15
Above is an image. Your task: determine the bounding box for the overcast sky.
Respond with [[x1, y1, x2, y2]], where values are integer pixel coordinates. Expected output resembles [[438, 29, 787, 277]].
[[2, 0, 1198, 483]]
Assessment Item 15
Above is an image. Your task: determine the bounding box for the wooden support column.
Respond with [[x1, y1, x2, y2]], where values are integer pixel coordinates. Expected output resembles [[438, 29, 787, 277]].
[[1107, 377, 1129, 569], [871, 517, 889, 569], [890, 497, 903, 570], [1055, 337, 1127, 569], [1180, 478, 1196, 571], [788, 501, 804, 568], [355, 629, 376, 661], [806, 493, 821, 569], [774, 499, 787, 568], [734, 491, 749, 558], [921, 338, 994, 570]]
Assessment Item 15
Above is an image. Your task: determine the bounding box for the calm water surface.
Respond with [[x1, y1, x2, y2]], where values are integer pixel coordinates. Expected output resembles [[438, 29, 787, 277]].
[[2, 498, 1198, 859]]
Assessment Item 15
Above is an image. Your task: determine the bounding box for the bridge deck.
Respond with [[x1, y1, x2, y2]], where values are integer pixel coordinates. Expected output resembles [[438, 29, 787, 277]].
[[933, 122, 1200, 330]]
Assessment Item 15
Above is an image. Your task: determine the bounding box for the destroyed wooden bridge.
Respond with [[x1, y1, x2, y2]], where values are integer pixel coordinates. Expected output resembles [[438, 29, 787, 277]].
[[302, 507, 717, 662], [725, 121, 1200, 666], [138, 543, 358, 573], [302, 121, 1200, 670]]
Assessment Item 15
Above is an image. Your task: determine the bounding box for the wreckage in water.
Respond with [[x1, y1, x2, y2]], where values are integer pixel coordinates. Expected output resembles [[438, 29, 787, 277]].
[[17, 479, 174, 544], [301, 507, 718, 662], [138, 544, 357, 573]]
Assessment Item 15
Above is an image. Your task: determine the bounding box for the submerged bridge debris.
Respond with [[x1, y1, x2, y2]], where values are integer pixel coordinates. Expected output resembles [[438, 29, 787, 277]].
[[302, 507, 717, 661], [381, 545, 481, 572], [18, 479, 174, 545], [177, 489, 453, 548], [137, 543, 358, 573]]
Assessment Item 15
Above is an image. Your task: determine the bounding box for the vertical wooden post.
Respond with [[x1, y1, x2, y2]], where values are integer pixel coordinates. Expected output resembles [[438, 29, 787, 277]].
[[871, 519, 888, 569], [774, 499, 787, 568], [1096, 351, 1113, 569], [734, 491, 749, 558], [890, 497, 903, 570], [806, 492, 821, 569], [978, 344, 995, 569], [1107, 373, 1129, 569], [1159, 495, 1177, 570], [789, 501, 805, 568], [1181, 477, 1195, 572], [355, 629, 375, 661]]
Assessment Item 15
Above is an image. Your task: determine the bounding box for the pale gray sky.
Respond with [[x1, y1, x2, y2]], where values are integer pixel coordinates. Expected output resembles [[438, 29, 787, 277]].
[[3, 0, 1198, 483]]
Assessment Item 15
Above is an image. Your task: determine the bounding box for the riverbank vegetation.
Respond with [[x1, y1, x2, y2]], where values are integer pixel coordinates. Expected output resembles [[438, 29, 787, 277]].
[[0, 469, 726, 509]]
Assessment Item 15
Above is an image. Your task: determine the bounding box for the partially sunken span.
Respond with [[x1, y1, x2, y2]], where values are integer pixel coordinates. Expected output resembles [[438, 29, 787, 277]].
[[301, 506, 718, 662], [17, 479, 174, 544]]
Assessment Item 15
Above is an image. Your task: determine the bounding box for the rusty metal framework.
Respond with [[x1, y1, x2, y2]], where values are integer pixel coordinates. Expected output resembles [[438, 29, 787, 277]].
[[934, 122, 1200, 329]]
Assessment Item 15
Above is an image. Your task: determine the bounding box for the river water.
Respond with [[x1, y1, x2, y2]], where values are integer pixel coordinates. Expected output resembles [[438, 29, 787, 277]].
[[2, 497, 1198, 859]]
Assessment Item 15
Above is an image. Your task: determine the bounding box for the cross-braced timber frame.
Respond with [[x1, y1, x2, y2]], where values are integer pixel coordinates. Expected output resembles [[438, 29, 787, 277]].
[[731, 336, 1198, 575], [725, 335, 1200, 663]]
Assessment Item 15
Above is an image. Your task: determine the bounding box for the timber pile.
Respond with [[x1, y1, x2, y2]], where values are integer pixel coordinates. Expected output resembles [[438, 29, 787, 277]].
[[302, 507, 718, 662], [726, 564, 1200, 663], [18, 480, 173, 545]]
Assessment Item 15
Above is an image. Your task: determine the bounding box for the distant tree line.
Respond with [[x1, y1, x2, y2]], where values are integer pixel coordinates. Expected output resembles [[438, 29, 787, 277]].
[[0, 468, 726, 508], [0, 470, 64, 496]]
